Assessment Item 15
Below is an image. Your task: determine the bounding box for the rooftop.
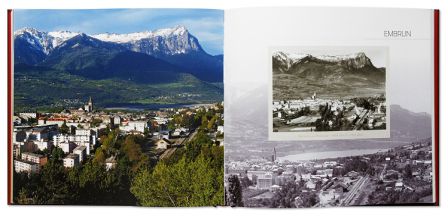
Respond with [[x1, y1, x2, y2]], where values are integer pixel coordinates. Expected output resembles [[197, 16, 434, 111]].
[[22, 152, 44, 158]]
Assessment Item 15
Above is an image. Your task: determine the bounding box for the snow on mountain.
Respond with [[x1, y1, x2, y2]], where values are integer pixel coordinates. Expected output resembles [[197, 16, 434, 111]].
[[92, 25, 202, 56], [92, 26, 189, 43], [47, 30, 81, 48], [315, 52, 368, 63], [273, 51, 374, 70], [14, 27, 80, 54], [15, 26, 201, 56], [273, 51, 310, 62]]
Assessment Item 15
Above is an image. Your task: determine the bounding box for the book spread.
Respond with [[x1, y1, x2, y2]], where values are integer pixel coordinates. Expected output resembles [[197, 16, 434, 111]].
[[7, 7, 439, 208]]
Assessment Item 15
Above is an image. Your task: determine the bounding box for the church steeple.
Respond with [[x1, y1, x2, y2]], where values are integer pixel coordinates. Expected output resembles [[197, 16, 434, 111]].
[[84, 96, 93, 112]]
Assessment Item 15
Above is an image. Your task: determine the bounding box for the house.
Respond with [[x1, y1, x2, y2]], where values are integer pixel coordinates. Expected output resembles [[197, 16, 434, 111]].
[[316, 169, 333, 178], [22, 141, 37, 152], [306, 180, 316, 190], [75, 129, 92, 136], [126, 121, 147, 133], [113, 116, 121, 125], [19, 112, 37, 119], [323, 161, 337, 167], [395, 181, 404, 191], [14, 160, 40, 174], [63, 154, 80, 168], [34, 140, 52, 151], [73, 145, 87, 162], [45, 118, 67, 127], [155, 138, 173, 150], [69, 108, 86, 116], [13, 130, 27, 142], [37, 118, 46, 125], [57, 141, 77, 154], [53, 134, 91, 153], [21, 152, 47, 166], [257, 173, 273, 190], [13, 144, 21, 159], [270, 184, 281, 192], [27, 127, 49, 141]]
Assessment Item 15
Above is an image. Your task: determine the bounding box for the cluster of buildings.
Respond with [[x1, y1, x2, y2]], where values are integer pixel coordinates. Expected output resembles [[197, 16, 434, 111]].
[[13, 98, 98, 172], [14, 152, 48, 174], [13, 97, 224, 173], [273, 93, 387, 131], [226, 139, 433, 207], [226, 157, 343, 192], [379, 142, 433, 192]]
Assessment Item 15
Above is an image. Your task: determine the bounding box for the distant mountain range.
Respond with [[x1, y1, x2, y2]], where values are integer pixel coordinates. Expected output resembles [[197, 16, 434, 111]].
[[272, 51, 386, 100], [13, 26, 223, 111], [14, 26, 223, 82], [224, 84, 432, 161]]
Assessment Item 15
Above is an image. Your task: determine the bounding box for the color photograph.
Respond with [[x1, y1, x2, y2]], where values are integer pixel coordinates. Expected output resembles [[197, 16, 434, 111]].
[[11, 9, 224, 206]]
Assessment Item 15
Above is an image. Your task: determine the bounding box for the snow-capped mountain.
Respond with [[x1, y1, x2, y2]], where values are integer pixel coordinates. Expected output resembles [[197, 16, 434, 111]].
[[92, 26, 201, 55], [14, 26, 203, 57], [14, 27, 81, 54], [272, 51, 385, 100], [93, 26, 221, 81], [273, 51, 375, 71], [14, 26, 223, 82]]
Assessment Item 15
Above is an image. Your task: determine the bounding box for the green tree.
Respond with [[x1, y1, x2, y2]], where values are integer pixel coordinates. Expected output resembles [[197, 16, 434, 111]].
[[185, 131, 213, 161], [131, 153, 224, 207], [37, 160, 74, 204], [131, 158, 192, 206], [121, 135, 149, 172], [50, 147, 65, 162], [59, 122, 69, 134], [271, 180, 317, 208], [404, 164, 413, 178], [226, 175, 243, 207]]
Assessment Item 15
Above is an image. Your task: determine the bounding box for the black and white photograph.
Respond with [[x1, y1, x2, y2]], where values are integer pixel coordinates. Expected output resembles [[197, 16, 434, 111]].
[[223, 10, 436, 206], [225, 84, 433, 208], [270, 47, 389, 140]]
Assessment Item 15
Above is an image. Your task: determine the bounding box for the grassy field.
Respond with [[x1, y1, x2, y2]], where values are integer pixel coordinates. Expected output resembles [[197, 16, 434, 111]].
[[14, 65, 223, 112]]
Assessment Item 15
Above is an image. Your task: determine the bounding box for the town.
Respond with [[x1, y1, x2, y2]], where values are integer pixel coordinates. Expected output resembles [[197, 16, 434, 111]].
[[273, 93, 387, 132], [225, 138, 433, 207], [12, 97, 225, 205]]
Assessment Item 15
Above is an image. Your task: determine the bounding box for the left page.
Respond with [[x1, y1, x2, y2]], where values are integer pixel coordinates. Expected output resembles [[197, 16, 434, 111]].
[[8, 8, 225, 206]]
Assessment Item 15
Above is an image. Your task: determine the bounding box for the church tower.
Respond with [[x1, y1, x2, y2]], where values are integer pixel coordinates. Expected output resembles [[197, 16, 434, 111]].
[[84, 97, 93, 112]]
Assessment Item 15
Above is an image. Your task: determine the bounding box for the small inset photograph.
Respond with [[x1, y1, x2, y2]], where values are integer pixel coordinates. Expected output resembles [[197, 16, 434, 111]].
[[269, 47, 389, 140]]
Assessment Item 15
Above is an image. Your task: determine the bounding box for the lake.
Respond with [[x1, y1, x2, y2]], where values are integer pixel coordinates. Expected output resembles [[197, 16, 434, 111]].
[[278, 148, 390, 162], [103, 103, 208, 111]]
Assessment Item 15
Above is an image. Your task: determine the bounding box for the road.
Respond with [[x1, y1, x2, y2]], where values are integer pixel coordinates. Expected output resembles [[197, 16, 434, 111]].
[[159, 128, 198, 160], [339, 176, 369, 206], [181, 128, 198, 145], [353, 110, 369, 130], [159, 147, 177, 160]]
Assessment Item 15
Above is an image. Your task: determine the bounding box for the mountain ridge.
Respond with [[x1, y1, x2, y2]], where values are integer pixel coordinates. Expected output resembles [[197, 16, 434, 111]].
[[14, 26, 223, 82], [272, 51, 386, 100]]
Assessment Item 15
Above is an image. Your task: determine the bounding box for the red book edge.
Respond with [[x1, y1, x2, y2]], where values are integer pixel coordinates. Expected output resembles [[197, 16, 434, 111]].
[[433, 9, 439, 206], [7, 9, 13, 205]]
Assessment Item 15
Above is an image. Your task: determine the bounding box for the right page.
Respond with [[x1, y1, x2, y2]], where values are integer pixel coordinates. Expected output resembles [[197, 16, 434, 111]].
[[224, 7, 438, 207]]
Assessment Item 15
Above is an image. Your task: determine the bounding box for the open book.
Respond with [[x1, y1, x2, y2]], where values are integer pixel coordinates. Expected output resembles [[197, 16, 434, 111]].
[[7, 7, 439, 207]]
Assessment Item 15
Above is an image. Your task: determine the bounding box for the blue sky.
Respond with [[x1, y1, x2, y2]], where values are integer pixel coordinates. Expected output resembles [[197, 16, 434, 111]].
[[14, 9, 224, 55]]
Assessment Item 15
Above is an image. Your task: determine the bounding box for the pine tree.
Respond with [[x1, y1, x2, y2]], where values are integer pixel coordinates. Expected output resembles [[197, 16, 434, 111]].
[[226, 175, 243, 207]]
